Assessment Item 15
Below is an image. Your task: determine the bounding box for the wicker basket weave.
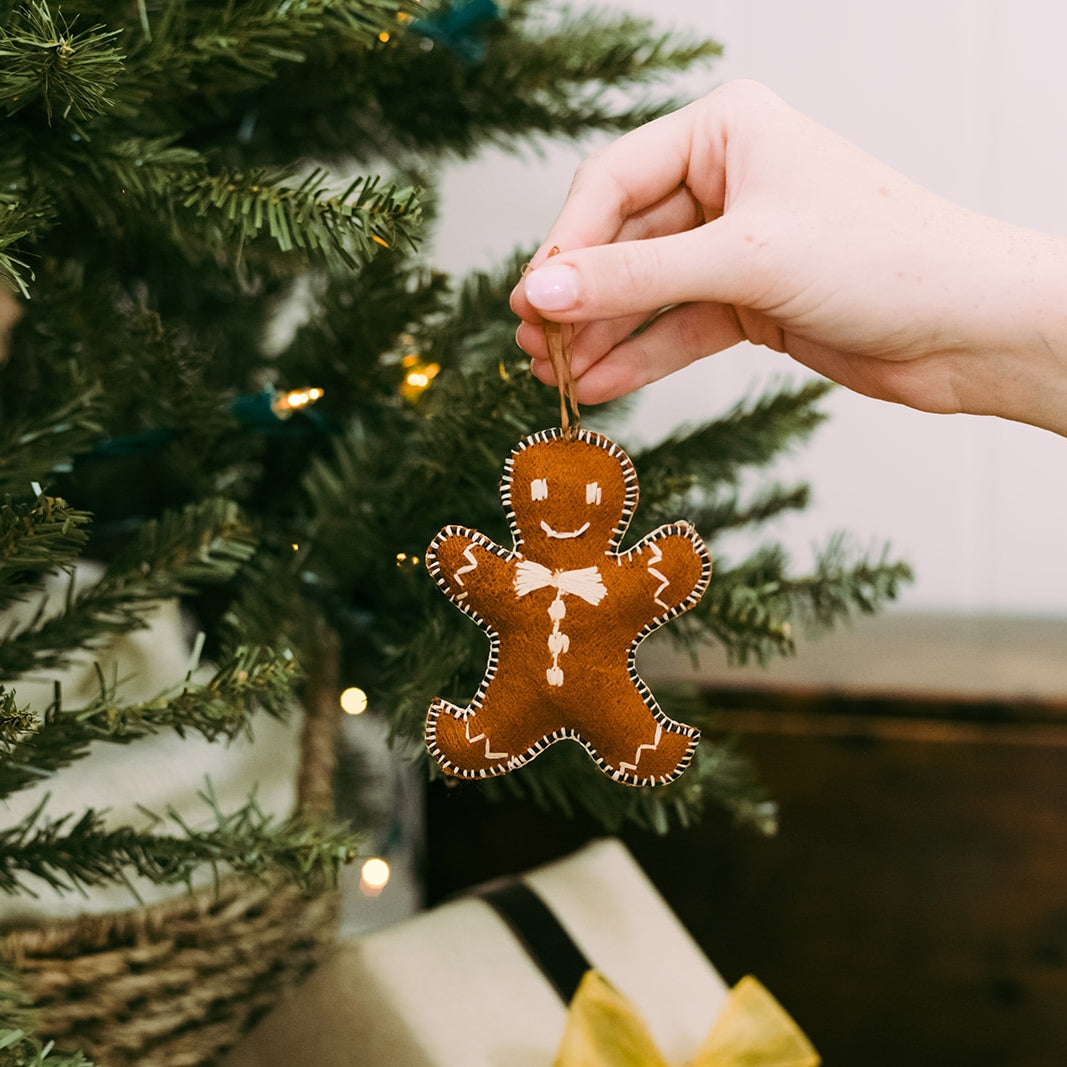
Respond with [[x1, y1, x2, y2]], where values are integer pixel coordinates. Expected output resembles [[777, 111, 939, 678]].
[[0, 632, 343, 1067]]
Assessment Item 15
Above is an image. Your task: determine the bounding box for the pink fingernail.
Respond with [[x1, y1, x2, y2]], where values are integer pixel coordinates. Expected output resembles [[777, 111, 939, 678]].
[[524, 264, 579, 312]]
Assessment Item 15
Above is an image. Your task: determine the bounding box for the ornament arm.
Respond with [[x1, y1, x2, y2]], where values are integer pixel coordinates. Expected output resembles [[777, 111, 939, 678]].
[[425, 525, 515, 620], [619, 523, 711, 622]]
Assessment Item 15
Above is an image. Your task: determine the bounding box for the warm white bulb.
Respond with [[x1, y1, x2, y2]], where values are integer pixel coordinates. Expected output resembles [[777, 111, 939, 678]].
[[339, 686, 368, 715], [360, 857, 391, 897]]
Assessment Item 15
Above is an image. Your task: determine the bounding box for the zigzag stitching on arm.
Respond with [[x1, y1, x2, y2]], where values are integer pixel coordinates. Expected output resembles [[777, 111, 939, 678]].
[[645, 541, 670, 610], [453, 543, 480, 601]]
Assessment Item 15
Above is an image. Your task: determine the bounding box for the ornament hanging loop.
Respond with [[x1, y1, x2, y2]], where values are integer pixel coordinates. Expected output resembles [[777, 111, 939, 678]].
[[539, 246, 580, 437], [543, 319, 580, 437]]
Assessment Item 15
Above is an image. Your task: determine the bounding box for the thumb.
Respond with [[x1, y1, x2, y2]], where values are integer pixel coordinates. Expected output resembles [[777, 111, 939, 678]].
[[521, 224, 744, 322]]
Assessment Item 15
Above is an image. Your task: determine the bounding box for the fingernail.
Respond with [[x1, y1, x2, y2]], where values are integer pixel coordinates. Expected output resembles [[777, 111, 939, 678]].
[[524, 264, 579, 312]]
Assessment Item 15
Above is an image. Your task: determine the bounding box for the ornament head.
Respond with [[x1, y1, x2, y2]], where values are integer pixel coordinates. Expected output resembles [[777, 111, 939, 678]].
[[503, 428, 639, 563]]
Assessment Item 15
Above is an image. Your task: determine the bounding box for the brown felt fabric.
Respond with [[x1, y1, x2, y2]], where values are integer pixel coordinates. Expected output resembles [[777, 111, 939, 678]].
[[425, 428, 712, 787]]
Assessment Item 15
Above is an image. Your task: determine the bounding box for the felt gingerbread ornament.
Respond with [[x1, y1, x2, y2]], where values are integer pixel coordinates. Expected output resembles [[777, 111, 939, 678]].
[[424, 422, 712, 787]]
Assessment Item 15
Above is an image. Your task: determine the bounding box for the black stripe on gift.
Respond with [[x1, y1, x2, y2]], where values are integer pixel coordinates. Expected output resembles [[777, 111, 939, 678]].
[[479, 880, 591, 1004]]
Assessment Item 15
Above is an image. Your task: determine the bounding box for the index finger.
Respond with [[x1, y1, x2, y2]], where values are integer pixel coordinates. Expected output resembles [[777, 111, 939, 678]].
[[509, 180, 708, 322], [530, 97, 717, 269]]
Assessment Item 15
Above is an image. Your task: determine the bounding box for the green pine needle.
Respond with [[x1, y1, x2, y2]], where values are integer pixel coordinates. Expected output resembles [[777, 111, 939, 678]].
[[0, 787, 358, 899], [0, 643, 300, 801], [0, 1026, 95, 1067], [0, 498, 257, 677], [0, 2, 124, 123], [178, 168, 422, 269], [0, 392, 104, 498], [0, 494, 92, 612]]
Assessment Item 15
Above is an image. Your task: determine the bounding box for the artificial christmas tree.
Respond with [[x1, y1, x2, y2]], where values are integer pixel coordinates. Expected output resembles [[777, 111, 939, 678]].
[[0, 1, 909, 1062]]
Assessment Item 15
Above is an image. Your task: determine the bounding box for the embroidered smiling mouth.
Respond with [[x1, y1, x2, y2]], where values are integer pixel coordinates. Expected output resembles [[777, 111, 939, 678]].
[[540, 520, 590, 540]]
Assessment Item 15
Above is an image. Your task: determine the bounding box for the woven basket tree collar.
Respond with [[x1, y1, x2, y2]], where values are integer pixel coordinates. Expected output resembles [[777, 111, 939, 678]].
[[425, 427, 711, 786]]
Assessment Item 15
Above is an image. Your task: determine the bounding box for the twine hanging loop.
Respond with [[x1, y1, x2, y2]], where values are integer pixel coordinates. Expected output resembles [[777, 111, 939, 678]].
[[543, 319, 580, 436], [538, 247, 580, 436]]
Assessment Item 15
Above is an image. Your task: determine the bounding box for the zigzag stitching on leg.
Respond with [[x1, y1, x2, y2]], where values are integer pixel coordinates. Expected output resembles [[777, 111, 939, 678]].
[[617, 722, 664, 775], [463, 715, 508, 761]]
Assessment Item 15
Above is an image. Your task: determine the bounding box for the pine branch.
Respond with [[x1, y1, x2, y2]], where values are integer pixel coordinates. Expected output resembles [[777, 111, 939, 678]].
[[786, 533, 916, 626], [422, 250, 530, 369], [0, 228, 33, 298], [634, 379, 835, 495], [0, 2, 124, 124], [0, 690, 34, 743], [277, 248, 452, 406], [510, 5, 720, 94], [637, 477, 814, 539], [0, 494, 91, 613], [0, 178, 55, 294], [0, 788, 358, 900], [0, 644, 300, 801], [0, 391, 103, 496], [0, 1025, 95, 1067], [381, 599, 486, 747], [689, 537, 914, 666], [177, 168, 422, 270], [152, 0, 424, 88], [685, 731, 779, 836], [63, 0, 431, 148], [298, 340, 557, 609], [696, 482, 814, 538], [691, 548, 799, 666], [77, 134, 205, 199], [336, 2, 722, 160], [325, 0, 428, 39], [87, 494, 257, 601], [0, 498, 256, 676]]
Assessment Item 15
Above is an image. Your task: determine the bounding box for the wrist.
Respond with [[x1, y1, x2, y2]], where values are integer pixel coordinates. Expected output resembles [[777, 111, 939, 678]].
[[953, 226, 1067, 436]]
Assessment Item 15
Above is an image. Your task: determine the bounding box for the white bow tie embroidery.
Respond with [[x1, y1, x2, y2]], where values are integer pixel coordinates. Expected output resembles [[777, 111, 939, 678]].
[[513, 560, 607, 606]]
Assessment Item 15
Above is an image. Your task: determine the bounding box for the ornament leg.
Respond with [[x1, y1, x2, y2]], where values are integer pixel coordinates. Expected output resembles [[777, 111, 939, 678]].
[[588, 692, 699, 786], [425, 698, 513, 779]]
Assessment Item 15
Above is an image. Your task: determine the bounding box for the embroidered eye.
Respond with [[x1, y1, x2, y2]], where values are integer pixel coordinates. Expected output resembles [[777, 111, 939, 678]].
[[585, 482, 602, 505], [531, 478, 549, 501]]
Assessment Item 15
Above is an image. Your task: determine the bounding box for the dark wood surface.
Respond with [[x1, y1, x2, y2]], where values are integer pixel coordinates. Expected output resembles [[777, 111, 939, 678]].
[[426, 688, 1067, 1066]]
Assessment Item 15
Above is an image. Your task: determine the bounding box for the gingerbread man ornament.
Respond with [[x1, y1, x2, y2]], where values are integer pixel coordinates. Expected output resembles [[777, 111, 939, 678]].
[[425, 427, 711, 786]]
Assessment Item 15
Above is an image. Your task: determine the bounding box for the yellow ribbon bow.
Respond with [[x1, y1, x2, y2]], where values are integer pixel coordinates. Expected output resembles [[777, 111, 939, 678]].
[[554, 970, 820, 1067]]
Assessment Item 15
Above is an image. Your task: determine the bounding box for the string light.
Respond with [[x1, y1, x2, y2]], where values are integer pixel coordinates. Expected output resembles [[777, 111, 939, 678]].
[[340, 686, 368, 715], [399, 353, 441, 401], [360, 857, 391, 897], [271, 386, 324, 419], [395, 551, 421, 568]]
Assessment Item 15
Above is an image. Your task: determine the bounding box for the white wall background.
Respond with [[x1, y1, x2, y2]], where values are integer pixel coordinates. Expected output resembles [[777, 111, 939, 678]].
[[431, 0, 1067, 617]]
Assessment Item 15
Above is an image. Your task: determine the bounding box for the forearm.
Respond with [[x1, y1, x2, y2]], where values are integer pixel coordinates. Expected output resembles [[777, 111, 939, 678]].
[[948, 222, 1067, 436]]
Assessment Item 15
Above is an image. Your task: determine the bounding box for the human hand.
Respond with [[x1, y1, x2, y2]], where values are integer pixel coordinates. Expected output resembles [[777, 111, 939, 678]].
[[510, 80, 1067, 436]]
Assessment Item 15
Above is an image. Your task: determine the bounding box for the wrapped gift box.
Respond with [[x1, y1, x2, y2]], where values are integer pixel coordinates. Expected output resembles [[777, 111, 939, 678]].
[[225, 838, 731, 1066]]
